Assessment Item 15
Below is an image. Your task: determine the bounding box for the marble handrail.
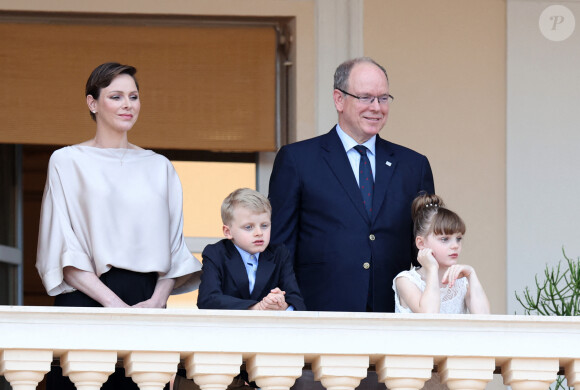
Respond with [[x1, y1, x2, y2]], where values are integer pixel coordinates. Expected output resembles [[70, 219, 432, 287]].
[[0, 307, 578, 390]]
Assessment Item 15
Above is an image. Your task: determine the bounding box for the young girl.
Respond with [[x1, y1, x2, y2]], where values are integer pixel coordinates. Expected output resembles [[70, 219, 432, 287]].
[[393, 193, 490, 314]]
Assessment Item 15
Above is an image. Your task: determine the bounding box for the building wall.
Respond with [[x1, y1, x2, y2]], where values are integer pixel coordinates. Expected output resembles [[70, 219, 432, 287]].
[[364, 0, 507, 313], [507, 0, 580, 314]]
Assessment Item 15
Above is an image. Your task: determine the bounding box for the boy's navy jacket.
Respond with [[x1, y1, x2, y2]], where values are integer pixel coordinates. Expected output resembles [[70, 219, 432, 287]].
[[197, 239, 307, 311]]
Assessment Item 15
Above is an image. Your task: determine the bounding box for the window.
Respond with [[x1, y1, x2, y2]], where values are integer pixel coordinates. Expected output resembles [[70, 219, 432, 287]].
[[0, 144, 21, 305], [167, 160, 257, 308]]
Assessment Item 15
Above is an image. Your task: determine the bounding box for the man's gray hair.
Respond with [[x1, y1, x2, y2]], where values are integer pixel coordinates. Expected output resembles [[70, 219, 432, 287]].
[[333, 57, 389, 90]]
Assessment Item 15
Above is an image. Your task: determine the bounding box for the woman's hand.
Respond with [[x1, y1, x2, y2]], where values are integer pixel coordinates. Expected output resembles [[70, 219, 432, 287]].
[[132, 278, 175, 308], [63, 266, 130, 307], [132, 298, 166, 308]]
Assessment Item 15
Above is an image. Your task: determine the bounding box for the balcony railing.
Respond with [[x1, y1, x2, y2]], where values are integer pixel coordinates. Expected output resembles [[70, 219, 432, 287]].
[[1, 306, 579, 390]]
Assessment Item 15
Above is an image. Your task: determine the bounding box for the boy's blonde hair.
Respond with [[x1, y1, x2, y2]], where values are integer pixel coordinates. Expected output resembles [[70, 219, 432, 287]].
[[221, 188, 272, 225]]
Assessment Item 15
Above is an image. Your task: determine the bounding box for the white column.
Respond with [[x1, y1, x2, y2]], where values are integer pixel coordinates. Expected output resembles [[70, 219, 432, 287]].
[[0, 349, 52, 390], [565, 359, 580, 389], [376, 355, 434, 390], [184, 352, 242, 390], [246, 353, 304, 390], [311, 355, 369, 390], [60, 350, 117, 390], [438, 357, 495, 390], [502, 358, 559, 390], [124, 351, 180, 390]]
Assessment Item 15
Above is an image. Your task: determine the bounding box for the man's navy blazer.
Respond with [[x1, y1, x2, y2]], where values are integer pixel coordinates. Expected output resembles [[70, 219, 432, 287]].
[[197, 239, 306, 311], [268, 127, 435, 312]]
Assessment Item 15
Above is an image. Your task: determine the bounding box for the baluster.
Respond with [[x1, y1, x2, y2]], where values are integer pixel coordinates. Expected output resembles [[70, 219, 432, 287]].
[[60, 350, 117, 390], [438, 357, 495, 390], [376, 355, 434, 390], [184, 352, 242, 390], [311, 355, 369, 390], [502, 358, 559, 390], [124, 351, 180, 390], [246, 353, 304, 390], [565, 359, 580, 389], [0, 349, 52, 390]]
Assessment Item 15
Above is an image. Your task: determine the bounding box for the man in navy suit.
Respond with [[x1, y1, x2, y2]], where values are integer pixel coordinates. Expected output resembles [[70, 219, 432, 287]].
[[269, 57, 434, 313]]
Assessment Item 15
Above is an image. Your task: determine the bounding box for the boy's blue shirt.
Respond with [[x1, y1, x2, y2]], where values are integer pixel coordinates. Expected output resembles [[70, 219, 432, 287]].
[[233, 245, 259, 294]]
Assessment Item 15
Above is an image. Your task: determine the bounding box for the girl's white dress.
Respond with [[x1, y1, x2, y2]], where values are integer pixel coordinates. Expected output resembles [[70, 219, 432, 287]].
[[393, 266, 469, 390], [392, 267, 469, 314]]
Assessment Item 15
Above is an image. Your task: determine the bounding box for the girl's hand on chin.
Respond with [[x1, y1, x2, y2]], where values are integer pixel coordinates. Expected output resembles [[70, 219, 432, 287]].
[[417, 248, 439, 270]]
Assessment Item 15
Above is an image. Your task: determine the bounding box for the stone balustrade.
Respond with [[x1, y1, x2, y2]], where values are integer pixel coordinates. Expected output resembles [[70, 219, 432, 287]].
[[1, 306, 578, 390]]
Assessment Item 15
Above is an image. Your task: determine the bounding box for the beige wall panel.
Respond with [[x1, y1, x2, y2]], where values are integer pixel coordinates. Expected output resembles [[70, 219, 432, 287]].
[[172, 161, 256, 238], [506, 1, 580, 314], [364, 0, 507, 313]]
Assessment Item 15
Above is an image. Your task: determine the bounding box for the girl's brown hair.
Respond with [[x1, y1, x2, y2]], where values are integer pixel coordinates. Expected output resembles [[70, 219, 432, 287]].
[[411, 193, 466, 238]]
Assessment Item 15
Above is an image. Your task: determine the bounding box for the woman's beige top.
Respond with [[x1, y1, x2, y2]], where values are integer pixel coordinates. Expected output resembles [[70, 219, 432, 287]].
[[36, 145, 201, 296]]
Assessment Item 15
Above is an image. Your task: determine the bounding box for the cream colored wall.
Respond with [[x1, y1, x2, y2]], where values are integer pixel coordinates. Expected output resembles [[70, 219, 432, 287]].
[[507, 1, 580, 314], [168, 161, 257, 308], [172, 162, 257, 238], [364, 0, 507, 313]]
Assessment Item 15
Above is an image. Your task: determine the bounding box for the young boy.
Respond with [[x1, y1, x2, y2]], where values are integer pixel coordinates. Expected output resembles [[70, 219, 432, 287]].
[[174, 192, 305, 390], [197, 188, 306, 311]]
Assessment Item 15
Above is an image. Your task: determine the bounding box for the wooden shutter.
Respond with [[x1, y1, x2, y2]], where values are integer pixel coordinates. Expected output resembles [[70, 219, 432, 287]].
[[0, 19, 277, 151]]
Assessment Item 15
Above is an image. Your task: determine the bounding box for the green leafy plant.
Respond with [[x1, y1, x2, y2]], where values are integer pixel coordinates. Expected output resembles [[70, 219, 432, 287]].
[[515, 248, 580, 390], [515, 248, 580, 316]]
